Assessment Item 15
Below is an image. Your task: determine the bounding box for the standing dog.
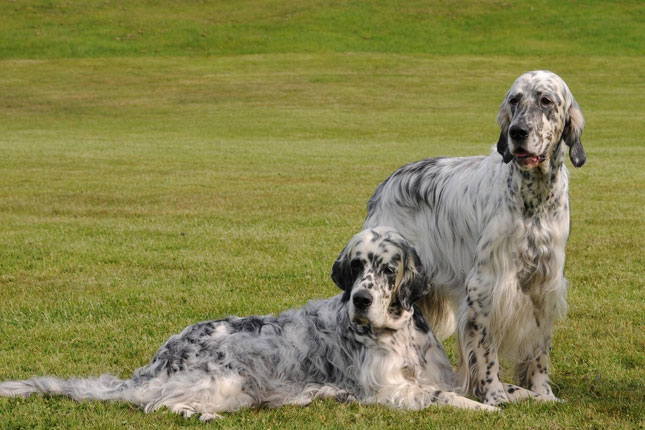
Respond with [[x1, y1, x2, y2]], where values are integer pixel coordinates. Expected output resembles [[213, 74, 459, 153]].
[[364, 71, 585, 405], [0, 227, 495, 420]]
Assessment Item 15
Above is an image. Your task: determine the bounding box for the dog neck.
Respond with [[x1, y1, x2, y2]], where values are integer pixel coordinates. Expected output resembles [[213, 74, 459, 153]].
[[507, 140, 568, 218]]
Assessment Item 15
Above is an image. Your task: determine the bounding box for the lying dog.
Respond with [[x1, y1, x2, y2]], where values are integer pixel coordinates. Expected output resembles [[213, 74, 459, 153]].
[[0, 227, 495, 420]]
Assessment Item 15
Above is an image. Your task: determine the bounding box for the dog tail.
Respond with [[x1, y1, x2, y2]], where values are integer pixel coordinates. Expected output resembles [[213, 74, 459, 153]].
[[0, 374, 134, 402]]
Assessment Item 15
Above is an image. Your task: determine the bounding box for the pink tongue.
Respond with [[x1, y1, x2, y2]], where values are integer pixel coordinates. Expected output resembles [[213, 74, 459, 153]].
[[516, 153, 537, 161], [515, 153, 539, 164]]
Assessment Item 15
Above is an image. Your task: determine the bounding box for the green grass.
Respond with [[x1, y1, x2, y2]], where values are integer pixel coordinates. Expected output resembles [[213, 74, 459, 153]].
[[0, 1, 644, 429], [0, 0, 643, 58]]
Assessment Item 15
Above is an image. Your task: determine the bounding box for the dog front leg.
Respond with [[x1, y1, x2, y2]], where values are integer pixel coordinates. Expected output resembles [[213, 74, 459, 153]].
[[457, 279, 509, 406], [375, 384, 498, 412], [516, 350, 559, 400]]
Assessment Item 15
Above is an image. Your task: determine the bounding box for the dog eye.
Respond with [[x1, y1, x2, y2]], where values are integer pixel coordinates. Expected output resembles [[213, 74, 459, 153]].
[[383, 266, 396, 276], [509, 96, 519, 105], [540, 97, 552, 106]]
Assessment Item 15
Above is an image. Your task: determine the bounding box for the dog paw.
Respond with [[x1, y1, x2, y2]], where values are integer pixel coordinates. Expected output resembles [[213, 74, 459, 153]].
[[477, 403, 501, 412], [535, 394, 563, 403], [481, 390, 509, 407], [335, 391, 357, 403], [199, 412, 223, 421]]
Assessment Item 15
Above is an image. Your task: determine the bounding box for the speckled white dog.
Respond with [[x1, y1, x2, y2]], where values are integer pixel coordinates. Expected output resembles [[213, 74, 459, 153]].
[[0, 227, 495, 420], [365, 71, 585, 405]]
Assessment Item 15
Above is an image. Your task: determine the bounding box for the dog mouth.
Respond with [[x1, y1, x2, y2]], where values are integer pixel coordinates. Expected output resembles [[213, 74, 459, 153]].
[[512, 151, 543, 168], [351, 315, 370, 326]]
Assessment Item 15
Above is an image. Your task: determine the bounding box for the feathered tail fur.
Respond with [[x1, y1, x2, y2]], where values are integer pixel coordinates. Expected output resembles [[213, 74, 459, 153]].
[[0, 374, 132, 402]]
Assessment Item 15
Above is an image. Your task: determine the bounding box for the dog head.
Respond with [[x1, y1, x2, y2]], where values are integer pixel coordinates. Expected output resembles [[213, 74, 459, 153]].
[[331, 227, 430, 330], [497, 70, 586, 170]]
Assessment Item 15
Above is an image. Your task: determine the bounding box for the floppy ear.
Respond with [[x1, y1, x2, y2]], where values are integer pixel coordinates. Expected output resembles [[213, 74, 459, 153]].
[[396, 243, 431, 311], [331, 246, 354, 302], [496, 99, 514, 164], [563, 97, 586, 168]]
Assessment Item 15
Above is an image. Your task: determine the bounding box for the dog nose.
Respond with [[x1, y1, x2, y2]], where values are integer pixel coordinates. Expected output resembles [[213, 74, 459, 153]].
[[352, 290, 373, 311], [509, 124, 529, 141]]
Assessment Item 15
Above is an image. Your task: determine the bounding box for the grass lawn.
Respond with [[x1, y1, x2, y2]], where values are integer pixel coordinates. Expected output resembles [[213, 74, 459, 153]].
[[0, 1, 644, 429]]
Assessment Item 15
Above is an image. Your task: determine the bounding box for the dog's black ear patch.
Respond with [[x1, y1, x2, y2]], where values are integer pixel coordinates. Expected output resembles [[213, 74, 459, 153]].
[[331, 248, 354, 302], [496, 129, 513, 164], [567, 138, 586, 168], [397, 242, 431, 311], [398, 271, 431, 311], [496, 101, 514, 164], [563, 99, 586, 168]]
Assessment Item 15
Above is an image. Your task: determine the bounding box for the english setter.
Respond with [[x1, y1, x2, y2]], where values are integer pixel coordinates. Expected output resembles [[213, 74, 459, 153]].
[[0, 227, 495, 420], [364, 71, 585, 406]]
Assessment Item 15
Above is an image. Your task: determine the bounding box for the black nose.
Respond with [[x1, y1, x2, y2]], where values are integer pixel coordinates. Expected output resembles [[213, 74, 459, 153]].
[[352, 290, 373, 310], [509, 124, 529, 141]]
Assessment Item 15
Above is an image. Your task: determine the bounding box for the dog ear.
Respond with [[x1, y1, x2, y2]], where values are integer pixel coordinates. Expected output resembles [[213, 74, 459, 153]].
[[331, 246, 354, 302], [396, 242, 431, 311], [563, 97, 586, 168], [496, 99, 514, 164]]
